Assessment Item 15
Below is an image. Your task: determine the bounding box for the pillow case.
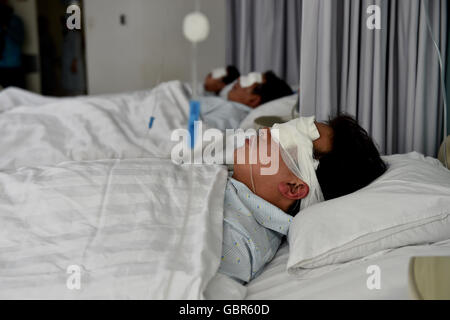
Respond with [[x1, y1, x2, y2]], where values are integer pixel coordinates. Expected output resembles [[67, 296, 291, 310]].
[[239, 94, 298, 130], [287, 152, 450, 274]]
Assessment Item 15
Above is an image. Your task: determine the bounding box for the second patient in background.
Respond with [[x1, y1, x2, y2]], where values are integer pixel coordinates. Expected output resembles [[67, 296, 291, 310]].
[[204, 65, 240, 99], [200, 67, 294, 130]]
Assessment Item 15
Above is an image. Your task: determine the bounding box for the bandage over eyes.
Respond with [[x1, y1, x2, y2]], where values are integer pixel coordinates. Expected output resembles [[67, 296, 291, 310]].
[[271, 117, 324, 211], [240, 72, 263, 88], [212, 68, 227, 79]]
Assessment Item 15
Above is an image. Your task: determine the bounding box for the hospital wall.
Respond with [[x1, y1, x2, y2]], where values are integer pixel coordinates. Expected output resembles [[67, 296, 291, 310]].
[[84, 0, 226, 95]]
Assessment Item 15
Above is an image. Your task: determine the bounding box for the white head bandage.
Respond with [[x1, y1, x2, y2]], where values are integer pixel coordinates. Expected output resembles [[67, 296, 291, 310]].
[[271, 117, 324, 211], [212, 68, 227, 79], [240, 72, 263, 88]]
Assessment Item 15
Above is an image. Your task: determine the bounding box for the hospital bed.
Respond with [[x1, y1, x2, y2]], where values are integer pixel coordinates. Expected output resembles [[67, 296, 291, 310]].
[[245, 239, 450, 300], [0, 81, 256, 170], [0, 82, 199, 170], [0, 85, 449, 300]]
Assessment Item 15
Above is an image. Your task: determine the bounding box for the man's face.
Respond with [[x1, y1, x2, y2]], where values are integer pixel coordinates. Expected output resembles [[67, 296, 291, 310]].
[[204, 73, 226, 94], [228, 79, 262, 109], [234, 128, 281, 177], [233, 128, 301, 207], [232, 122, 334, 211]]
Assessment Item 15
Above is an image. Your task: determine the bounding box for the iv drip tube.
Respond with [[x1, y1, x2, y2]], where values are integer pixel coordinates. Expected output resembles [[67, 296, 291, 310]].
[[183, 3, 210, 149]]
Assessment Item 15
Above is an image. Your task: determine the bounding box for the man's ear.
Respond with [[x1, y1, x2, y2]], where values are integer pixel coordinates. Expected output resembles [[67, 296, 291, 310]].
[[278, 181, 309, 200], [248, 95, 262, 108]]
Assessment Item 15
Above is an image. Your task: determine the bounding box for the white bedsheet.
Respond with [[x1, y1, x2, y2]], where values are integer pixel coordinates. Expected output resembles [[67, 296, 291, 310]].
[[0, 82, 192, 171], [246, 239, 450, 300], [0, 158, 227, 299]]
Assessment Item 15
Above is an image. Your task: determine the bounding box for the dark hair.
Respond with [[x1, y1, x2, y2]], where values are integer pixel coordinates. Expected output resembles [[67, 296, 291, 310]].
[[223, 66, 240, 85], [253, 71, 293, 104], [316, 114, 388, 200]]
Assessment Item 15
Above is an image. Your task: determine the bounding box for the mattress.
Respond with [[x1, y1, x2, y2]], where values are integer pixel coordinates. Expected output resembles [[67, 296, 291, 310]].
[[245, 239, 450, 300]]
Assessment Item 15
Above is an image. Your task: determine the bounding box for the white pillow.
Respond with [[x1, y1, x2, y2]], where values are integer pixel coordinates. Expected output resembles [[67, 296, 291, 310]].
[[239, 94, 298, 130], [287, 152, 450, 274]]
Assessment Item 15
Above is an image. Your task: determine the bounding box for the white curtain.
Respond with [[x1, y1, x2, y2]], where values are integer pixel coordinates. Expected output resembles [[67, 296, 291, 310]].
[[299, 0, 448, 156]]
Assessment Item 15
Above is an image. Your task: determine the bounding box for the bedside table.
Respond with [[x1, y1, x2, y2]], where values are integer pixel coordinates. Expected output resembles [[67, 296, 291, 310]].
[[409, 257, 450, 300]]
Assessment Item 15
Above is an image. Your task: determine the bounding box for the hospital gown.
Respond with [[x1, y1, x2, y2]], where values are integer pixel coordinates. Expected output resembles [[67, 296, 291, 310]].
[[218, 177, 293, 283], [199, 96, 252, 131]]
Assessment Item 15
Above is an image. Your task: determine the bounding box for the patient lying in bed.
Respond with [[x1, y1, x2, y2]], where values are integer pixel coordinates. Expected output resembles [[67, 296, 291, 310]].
[[219, 115, 387, 283], [203, 66, 240, 98], [200, 70, 294, 130]]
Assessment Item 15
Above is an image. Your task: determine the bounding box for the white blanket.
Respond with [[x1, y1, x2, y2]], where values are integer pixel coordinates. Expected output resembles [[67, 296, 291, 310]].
[[0, 87, 58, 112], [0, 82, 191, 171], [0, 158, 227, 299]]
